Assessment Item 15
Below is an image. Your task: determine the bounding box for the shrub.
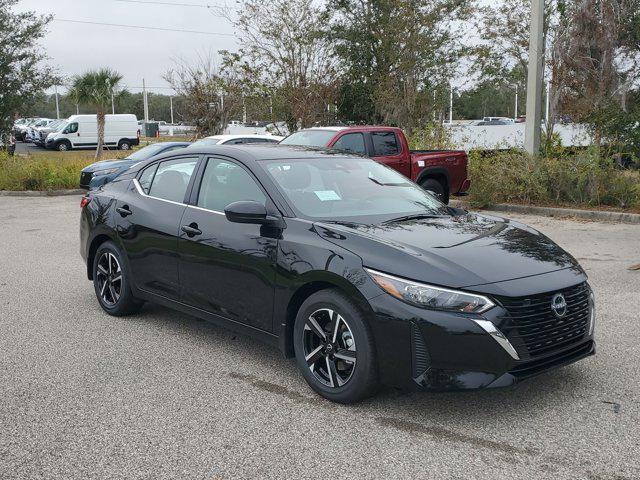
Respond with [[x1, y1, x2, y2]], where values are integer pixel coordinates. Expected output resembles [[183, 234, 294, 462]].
[[467, 148, 640, 210], [0, 151, 96, 191]]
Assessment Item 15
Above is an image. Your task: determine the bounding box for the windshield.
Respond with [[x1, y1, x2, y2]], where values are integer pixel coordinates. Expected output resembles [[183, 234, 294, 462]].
[[126, 143, 171, 161], [189, 138, 221, 148], [260, 156, 448, 222], [280, 130, 337, 148], [54, 121, 69, 133]]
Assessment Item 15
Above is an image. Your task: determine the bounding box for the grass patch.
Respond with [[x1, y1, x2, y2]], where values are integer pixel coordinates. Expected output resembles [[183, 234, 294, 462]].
[[467, 149, 640, 212], [0, 151, 100, 190], [3, 138, 189, 191]]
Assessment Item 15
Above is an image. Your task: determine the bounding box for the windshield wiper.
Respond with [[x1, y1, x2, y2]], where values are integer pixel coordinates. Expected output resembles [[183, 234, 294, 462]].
[[383, 213, 449, 224], [368, 177, 408, 187]]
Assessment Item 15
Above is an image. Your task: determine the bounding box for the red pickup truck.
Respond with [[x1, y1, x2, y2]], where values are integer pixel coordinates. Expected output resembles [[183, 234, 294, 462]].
[[279, 126, 470, 203]]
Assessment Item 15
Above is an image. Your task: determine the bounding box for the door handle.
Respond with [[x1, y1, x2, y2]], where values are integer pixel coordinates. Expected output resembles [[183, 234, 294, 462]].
[[181, 223, 202, 237], [116, 205, 132, 217]]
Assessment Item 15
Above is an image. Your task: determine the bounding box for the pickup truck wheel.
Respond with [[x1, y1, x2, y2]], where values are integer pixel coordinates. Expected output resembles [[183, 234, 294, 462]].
[[420, 178, 449, 204]]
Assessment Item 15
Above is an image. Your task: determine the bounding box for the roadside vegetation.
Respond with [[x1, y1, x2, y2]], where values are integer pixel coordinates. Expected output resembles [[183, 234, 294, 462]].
[[0, 149, 132, 191], [467, 149, 640, 212]]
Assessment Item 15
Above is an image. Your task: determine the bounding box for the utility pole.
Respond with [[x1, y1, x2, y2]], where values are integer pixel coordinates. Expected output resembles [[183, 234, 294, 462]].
[[142, 78, 149, 123], [514, 85, 518, 120], [111, 94, 115, 115], [54, 85, 60, 120], [545, 82, 550, 123], [170, 96, 174, 124], [524, 0, 545, 155], [242, 94, 247, 124], [432, 90, 436, 122], [449, 85, 453, 124]]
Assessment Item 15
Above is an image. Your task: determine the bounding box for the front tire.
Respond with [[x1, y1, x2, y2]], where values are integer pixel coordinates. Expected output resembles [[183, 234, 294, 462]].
[[57, 140, 71, 152], [92, 241, 143, 316], [293, 289, 378, 403], [118, 140, 131, 151]]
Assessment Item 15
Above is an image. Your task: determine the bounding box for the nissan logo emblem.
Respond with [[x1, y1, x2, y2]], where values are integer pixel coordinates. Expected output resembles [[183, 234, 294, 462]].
[[551, 293, 568, 318]]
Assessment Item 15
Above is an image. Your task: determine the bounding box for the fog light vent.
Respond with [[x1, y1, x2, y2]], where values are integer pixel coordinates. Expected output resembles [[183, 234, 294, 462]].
[[411, 322, 431, 378]]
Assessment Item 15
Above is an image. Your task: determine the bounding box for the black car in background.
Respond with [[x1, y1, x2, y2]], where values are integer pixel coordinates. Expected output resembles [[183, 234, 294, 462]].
[[80, 145, 595, 403], [79, 142, 191, 190]]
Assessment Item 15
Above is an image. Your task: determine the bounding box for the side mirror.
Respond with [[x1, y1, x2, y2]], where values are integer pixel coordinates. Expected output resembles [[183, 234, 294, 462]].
[[225, 201, 270, 224]]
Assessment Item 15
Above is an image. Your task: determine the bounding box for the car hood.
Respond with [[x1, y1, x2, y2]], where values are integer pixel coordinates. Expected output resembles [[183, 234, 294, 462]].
[[314, 212, 583, 289], [82, 158, 135, 173]]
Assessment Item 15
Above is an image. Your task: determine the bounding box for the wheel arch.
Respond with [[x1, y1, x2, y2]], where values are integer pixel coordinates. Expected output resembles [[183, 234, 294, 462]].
[[416, 167, 450, 189], [86, 233, 115, 280], [280, 274, 375, 358]]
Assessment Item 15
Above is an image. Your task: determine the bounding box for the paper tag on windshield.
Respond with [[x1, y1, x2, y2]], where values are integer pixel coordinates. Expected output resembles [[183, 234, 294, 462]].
[[315, 190, 341, 201]]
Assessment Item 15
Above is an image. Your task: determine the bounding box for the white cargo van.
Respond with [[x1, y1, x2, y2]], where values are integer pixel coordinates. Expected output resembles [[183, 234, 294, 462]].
[[46, 114, 139, 151]]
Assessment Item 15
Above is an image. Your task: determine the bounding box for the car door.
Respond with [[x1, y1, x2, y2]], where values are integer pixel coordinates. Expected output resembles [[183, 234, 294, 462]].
[[115, 155, 200, 300], [178, 156, 278, 332], [368, 130, 409, 177]]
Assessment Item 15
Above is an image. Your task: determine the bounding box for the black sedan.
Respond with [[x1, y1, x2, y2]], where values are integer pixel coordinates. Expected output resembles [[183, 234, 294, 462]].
[[80, 145, 595, 403]]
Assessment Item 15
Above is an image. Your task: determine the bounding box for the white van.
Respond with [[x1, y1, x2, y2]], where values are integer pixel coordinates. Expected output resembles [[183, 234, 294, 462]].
[[46, 114, 139, 151]]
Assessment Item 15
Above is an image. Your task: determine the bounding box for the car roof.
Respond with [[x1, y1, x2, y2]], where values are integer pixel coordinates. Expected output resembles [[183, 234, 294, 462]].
[[126, 144, 356, 174], [204, 134, 284, 141]]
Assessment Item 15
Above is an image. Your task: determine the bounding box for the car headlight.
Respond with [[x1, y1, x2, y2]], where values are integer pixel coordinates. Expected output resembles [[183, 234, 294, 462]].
[[365, 268, 495, 313], [588, 288, 596, 336], [92, 168, 120, 177]]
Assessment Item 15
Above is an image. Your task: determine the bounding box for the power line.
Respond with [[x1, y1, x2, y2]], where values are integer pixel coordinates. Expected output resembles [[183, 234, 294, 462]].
[[53, 18, 235, 37], [113, 0, 214, 7], [112, 0, 226, 17]]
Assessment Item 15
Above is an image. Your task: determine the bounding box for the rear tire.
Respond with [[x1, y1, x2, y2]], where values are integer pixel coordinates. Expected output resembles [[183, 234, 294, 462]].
[[92, 241, 143, 316], [293, 289, 378, 403], [420, 178, 449, 204]]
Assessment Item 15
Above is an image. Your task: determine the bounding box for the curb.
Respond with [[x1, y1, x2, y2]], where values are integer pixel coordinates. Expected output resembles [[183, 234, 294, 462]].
[[0, 189, 85, 197], [452, 201, 640, 225]]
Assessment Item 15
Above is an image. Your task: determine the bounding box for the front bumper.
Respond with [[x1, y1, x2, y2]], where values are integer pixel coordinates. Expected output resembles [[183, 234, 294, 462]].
[[367, 292, 595, 391]]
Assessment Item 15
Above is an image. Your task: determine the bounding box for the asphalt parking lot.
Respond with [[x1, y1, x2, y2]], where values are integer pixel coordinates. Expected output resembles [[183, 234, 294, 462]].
[[1, 195, 639, 480]]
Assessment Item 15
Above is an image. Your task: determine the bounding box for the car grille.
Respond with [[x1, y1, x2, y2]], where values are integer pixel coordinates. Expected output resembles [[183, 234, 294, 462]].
[[497, 282, 591, 359], [509, 340, 594, 378], [80, 172, 93, 188]]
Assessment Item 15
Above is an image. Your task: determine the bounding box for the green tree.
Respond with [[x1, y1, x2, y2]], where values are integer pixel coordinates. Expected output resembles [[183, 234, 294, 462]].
[[0, 0, 56, 137], [327, 0, 473, 130], [68, 69, 124, 159], [223, 0, 338, 132]]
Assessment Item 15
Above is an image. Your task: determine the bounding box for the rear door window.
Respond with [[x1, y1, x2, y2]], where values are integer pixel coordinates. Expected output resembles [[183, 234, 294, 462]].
[[147, 157, 198, 203], [333, 133, 366, 155], [371, 131, 400, 156]]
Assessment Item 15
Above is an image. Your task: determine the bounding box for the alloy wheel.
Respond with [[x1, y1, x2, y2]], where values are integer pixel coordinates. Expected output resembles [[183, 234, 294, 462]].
[[303, 308, 357, 388], [96, 252, 122, 306]]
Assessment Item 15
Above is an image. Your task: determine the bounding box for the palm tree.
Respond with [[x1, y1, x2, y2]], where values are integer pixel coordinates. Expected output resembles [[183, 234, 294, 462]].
[[69, 69, 123, 159]]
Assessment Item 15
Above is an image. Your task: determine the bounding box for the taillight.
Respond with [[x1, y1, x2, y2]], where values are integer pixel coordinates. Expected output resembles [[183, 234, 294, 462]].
[[80, 196, 91, 209]]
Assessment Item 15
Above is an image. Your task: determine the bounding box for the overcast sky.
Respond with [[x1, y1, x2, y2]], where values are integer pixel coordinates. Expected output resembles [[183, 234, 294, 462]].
[[17, 0, 238, 94]]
